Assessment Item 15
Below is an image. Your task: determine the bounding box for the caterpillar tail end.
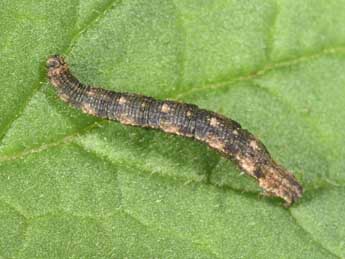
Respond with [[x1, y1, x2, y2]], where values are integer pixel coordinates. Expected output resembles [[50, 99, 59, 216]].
[[258, 162, 303, 207]]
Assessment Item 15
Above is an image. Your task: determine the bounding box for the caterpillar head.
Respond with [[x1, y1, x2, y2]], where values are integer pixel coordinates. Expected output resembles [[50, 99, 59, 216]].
[[47, 55, 66, 70], [47, 55, 69, 87]]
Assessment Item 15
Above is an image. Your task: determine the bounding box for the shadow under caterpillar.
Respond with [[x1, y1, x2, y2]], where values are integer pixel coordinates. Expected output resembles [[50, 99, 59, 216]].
[[47, 55, 303, 207]]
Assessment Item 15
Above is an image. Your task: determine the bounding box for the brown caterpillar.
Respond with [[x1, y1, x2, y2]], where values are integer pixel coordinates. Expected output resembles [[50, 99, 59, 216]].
[[47, 55, 303, 207]]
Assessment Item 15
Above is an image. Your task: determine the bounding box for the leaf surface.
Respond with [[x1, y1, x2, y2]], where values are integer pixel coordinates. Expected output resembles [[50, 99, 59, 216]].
[[1, 0, 344, 258]]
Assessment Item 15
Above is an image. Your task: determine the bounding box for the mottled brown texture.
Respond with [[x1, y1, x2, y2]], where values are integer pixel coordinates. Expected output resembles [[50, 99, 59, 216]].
[[47, 55, 303, 207]]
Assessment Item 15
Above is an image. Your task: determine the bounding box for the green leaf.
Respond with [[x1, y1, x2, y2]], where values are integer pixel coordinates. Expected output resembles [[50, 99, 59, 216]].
[[1, 0, 344, 258]]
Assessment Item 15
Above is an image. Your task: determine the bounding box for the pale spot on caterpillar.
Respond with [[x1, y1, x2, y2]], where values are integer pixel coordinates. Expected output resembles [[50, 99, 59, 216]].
[[209, 117, 219, 127], [87, 89, 98, 97], [236, 154, 256, 174], [81, 103, 97, 115], [186, 111, 193, 117], [118, 96, 127, 105], [160, 122, 181, 134], [119, 116, 137, 125], [161, 103, 170, 113], [249, 140, 260, 151], [58, 93, 70, 102], [206, 136, 225, 152]]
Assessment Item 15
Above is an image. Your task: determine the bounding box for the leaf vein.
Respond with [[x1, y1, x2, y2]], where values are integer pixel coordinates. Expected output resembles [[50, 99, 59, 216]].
[[173, 45, 345, 99], [288, 210, 341, 259]]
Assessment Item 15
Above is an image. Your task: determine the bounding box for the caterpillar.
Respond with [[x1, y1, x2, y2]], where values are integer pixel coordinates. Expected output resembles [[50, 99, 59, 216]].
[[47, 55, 303, 207]]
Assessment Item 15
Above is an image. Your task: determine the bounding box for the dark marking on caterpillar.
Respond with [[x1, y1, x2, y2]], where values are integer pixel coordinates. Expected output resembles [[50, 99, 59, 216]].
[[47, 55, 303, 207]]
